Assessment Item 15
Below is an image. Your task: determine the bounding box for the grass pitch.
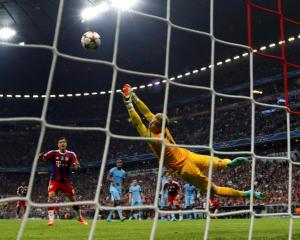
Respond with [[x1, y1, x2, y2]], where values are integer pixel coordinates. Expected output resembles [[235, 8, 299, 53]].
[[1, 218, 299, 240]]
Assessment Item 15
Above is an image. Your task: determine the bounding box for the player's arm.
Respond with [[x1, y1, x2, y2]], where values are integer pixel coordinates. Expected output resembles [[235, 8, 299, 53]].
[[138, 186, 144, 202], [121, 89, 148, 137], [122, 172, 126, 185], [177, 183, 182, 198], [39, 150, 54, 161], [162, 183, 167, 197], [107, 174, 114, 183], [71, 152, 80, 171], [107, 170, 117, 185], [123, 84, 155, 123], [38, 152, 48, 161]]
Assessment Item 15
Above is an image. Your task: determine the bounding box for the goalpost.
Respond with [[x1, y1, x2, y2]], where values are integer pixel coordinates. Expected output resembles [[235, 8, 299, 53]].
[[0, 0, 299, 239]]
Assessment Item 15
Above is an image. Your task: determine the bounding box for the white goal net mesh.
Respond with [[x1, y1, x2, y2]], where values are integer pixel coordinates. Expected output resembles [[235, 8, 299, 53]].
[[0, 0, 296, 239]]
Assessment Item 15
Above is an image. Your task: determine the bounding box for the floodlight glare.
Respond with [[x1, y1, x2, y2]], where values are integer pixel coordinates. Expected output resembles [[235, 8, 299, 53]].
[[110, 0, 137, 10], [0, 27, 16, 40], [81, 2, 109, 21]]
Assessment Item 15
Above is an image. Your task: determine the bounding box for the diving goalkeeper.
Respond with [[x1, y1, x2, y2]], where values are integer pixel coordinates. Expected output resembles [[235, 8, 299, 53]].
[[121, 84, 263, 200]]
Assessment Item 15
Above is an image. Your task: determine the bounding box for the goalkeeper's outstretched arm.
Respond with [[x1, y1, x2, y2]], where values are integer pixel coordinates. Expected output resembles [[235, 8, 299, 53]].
[[122, 91, 148, 137], [123, 84, 154, 122]]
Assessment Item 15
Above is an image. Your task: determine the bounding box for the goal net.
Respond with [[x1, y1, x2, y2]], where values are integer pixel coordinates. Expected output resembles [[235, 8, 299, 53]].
[[0, 0, 299, 239]]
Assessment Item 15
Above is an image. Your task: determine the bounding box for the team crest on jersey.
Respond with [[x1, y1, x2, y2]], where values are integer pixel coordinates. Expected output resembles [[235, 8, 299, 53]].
[[65, 157, 69, 161]]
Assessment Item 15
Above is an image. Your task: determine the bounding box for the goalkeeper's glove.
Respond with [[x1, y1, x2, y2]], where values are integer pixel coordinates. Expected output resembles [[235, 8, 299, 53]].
[[122, 84, 139, 102], [122, 84, 133, 109]]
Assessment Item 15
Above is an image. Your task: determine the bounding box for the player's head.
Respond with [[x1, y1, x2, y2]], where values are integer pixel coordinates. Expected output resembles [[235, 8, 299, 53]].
[[132, 178, 138, 186], [58, 137, 67, 151], [116, 159, 123, 169], [149, 113, 169, 134], [167, 174, 173, 182]]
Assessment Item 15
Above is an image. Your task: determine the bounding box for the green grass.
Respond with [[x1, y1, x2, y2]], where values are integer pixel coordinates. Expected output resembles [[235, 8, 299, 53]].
[[1, 218, 300, 240]]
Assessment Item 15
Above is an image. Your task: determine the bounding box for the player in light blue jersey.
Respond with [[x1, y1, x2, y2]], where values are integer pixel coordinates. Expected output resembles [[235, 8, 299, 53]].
[[159, 171, 169, 220], [107, 159, 126, 222], [183, 183, 197, 220], [128, 179, 144, 220]]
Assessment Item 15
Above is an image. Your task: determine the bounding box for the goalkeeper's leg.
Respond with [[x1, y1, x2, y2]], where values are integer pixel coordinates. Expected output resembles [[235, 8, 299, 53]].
[[212, 185, 264, 200], [188, 151, 251, 172], [180, 162, 263, 199]]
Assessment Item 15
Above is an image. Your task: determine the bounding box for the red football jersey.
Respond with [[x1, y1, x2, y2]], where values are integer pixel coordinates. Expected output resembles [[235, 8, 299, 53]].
[[44, 150, 78, 182], [210, 197, 220, 208], [163, 181, 180, 197]]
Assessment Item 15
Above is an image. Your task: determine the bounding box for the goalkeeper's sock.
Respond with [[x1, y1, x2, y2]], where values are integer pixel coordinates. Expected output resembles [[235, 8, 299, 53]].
[[226, 157, 251, 169], [243, 191, 264, 200]]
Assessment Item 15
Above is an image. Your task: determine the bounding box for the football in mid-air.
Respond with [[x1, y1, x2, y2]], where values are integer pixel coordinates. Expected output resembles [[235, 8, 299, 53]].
[[81, 31, 101, 50]]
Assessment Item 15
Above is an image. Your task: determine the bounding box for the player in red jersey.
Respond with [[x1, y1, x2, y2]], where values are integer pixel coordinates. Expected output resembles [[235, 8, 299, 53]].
[[39, 137, 88, 226], [16, 182, 28, 218], [162, 175, 181, 221], [210, 196, 221, 219]]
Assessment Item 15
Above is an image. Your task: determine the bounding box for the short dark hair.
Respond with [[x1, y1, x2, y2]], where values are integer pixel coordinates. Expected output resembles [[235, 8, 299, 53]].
[[58, 137, 67, 142]]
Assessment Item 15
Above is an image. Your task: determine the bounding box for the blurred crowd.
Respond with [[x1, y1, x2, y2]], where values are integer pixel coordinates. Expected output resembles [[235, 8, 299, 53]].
[[1, 156, 300, 218]]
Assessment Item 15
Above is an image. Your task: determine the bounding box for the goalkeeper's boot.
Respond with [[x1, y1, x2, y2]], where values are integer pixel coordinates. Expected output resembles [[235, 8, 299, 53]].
[[120, 217, 127, 222], [226, 157, 251, 169], [48, 220, 54, 226], [243, 191, 264, 200], [77, 217, 88, 225]]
